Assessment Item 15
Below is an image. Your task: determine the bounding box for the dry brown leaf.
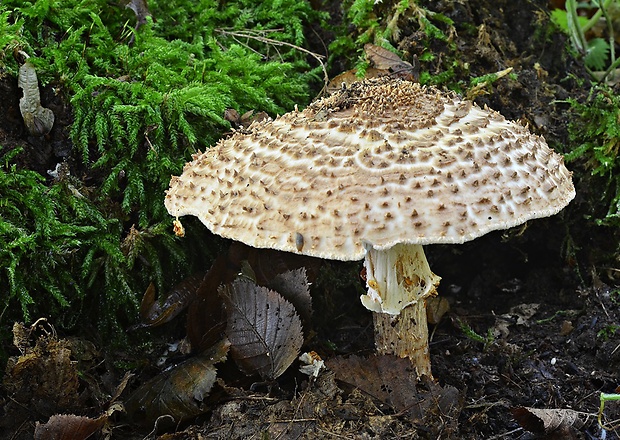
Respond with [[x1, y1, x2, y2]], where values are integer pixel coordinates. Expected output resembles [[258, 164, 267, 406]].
[[268, 268, 313, 327], [512, 406, 595, 434], [227, 242, 321, 287], [495, 303, 541, 338], [327, 354, 461, 426], [364, 43, 418, 80], [137, 273, 204, 328], [224, 108, 270, 129], [125, 339, 229, 427], [4, 322, 80, 414], [560, 320, 575, 336], [34, 414, 107, 440], [326, 68, 385, 94], [186, 243, 320, 353], [221, 279, 303, 380]]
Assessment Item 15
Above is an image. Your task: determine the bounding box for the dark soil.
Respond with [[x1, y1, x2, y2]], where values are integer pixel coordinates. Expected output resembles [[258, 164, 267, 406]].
[[2, 0, 620, 439]]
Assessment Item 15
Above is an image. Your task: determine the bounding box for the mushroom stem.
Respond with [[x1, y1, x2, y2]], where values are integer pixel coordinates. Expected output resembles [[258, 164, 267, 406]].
[[361, 243, 441, 378]]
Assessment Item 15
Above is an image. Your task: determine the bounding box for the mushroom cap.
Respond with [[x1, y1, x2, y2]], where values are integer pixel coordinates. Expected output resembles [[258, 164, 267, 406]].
[[165, 77, 575, 261]]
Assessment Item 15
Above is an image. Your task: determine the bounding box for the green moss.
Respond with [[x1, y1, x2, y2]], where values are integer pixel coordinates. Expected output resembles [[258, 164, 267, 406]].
[[566, 85, 620, 226], [457, 318, 495, 350], [0, 0, 325, 340], [597, 324, 620, 341]]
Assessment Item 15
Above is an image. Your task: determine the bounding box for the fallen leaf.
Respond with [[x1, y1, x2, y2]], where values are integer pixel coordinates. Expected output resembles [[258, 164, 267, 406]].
[[364, 43, 418, 80], [4, 322, 80, 414], [326, 68, 385, 94], [223, 108, 240, 124], [34, 414, 107, 440], [137, 273, 204, 328], [560, 320, 574, 336], [224, 108, 270, 129], [268, 268, 313, 327], [186, 243, 320, 353], [326, 45, 418, 95], [221, 279, 304, 380], [125, 339, 230, 427], [228, 242, 321, 287], [327, 354, 461, 426], [18, 60, 55, 136], [512, 406, 594, 434], [495, 303, 540, 338]]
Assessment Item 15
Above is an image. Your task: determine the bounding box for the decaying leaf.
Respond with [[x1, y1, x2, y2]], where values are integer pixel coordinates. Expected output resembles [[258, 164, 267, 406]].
[[494, 303, 541, 338], [137, 273, 204, 328], [268, 268, 313, 326], [327, 354, 461, 426], [221, 279, 304, 381], [364, 43, 418, 80], [187, 244, 319, 353], [224, 108, 269, 129], [512, 406, 595, 434], [34, 413, 107, 440], [125, 338, 229, 427], [4, 322, 80, 415], [18, 60, 55, 136]]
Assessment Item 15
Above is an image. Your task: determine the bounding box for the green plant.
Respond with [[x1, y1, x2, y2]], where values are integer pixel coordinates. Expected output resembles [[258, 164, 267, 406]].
[[0, 0, 325, 339], [565, 85, 620, 225], [457, 318, 495, 349], [599, 392, 620, 429], [597, 324, 620, 340], [551, 0, 620, 81], [0, 147, 191, 334]]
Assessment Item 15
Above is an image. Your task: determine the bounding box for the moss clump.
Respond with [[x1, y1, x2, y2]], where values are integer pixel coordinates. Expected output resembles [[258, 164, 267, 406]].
[[566, 85, 620, 226], [0, 0, 325, 341]]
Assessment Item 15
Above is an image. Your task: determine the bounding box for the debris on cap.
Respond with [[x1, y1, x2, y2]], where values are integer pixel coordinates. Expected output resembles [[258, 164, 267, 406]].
[[165, 77, 575, 261]]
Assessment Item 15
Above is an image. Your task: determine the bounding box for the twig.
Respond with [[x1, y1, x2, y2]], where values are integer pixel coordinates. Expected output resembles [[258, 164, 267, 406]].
[[272, 418, 317, 423], [216, 28, 329, 89]]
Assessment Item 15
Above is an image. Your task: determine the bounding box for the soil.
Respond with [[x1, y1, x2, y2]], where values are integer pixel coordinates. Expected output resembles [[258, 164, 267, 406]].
[[2, 0, 620, 439]]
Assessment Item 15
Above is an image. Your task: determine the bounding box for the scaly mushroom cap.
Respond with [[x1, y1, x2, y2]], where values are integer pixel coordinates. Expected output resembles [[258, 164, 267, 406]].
[[165, 77, 575, 261]]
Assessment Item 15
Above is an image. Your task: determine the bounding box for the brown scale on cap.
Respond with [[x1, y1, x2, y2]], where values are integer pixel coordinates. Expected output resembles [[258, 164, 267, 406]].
[[165, 77, 575, 261]]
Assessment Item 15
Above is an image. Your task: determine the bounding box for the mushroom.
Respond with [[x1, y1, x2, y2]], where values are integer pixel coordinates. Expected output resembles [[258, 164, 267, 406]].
[[165, 77, 575, 378]]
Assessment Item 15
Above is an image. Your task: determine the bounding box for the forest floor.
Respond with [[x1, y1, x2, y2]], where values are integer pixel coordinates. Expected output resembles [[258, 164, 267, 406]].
[[2, 0, 620, 439]]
